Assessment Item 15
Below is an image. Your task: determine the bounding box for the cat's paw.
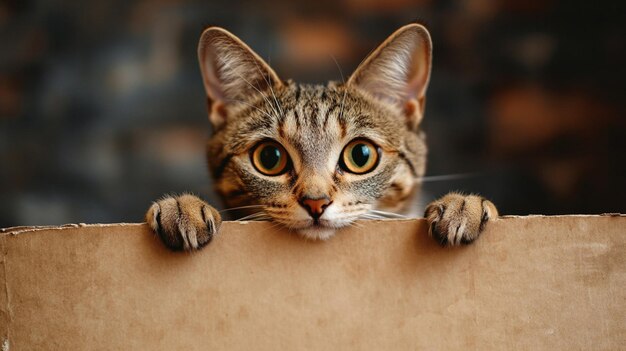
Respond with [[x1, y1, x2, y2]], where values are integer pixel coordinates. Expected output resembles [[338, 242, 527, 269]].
[[145, 194, 221, 251], [424, 193, 498, 246]]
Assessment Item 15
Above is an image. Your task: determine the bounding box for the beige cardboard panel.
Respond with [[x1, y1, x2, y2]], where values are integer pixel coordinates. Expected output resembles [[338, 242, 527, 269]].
[[1, 216, 624, 350]]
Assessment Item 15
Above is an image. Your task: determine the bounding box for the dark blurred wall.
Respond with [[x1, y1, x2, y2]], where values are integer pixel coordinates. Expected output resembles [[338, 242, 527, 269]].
[[0, 0, 624, 226]]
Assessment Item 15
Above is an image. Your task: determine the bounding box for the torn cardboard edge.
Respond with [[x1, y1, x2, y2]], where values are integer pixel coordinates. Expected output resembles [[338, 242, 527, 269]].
[[1, 215, 625, 350]]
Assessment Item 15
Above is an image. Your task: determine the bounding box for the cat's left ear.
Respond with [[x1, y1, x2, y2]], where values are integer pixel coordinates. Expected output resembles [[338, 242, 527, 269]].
[[348, 23, 432, 130], [198, 27, 283, 129]]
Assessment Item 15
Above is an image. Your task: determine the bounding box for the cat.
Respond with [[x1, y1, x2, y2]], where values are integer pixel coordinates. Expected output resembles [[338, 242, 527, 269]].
[[145, 23, 498, 251]]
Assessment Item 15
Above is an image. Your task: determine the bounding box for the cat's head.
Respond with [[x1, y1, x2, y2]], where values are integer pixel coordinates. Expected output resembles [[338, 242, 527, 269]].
[[199, 24, 432, 239]]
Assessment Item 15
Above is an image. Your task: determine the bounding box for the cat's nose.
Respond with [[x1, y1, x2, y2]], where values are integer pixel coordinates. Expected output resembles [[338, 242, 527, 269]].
[[300, 196, 332, 220]]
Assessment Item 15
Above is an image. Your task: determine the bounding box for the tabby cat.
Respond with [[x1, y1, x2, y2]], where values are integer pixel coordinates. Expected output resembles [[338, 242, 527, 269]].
[[145, 23, 498, 251]]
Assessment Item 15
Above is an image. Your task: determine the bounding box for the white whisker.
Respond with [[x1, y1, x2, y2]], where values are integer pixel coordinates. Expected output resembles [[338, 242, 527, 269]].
[[241, 217, 272, 222], [220, 205, 266, 213], [256, 221, 284, 235], [330, 55, 349, 123], [225, 98, 274, 120], [359, 214, 386, 220], [255, 56, 284, 118], [233, 70, 281, 119], [348, 221, 364, 229], [235, 211, 269, 221], [368, 209, 406, 218], [330, 54, 345, 87], [418, 173, 479, 183], [249, 54, 284, 119]]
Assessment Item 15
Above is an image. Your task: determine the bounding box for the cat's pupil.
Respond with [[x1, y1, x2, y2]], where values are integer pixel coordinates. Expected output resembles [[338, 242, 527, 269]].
[[352, 144, 370, 167], [260, 145, 281, 169]]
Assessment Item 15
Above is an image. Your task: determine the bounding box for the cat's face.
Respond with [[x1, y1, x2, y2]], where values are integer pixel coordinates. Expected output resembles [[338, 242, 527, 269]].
[[199, 24, 432, 239]]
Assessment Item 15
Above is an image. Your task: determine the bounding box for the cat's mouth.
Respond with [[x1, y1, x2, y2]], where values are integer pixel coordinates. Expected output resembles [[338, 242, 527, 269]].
[[297, 223, 338, 241], [289, 218, 357, 241], [264, 206, 364, 240]]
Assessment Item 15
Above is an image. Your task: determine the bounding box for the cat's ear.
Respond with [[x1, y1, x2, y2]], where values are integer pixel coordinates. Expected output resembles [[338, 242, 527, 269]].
[[198, 27, 283, 128], [348, 24, 432, 130]]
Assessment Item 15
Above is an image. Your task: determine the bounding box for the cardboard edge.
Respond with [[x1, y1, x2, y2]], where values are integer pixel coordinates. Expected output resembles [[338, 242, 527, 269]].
[[1, 214, 623, 236], [0, 234, 9, 349], [0, 223, 145, 236]]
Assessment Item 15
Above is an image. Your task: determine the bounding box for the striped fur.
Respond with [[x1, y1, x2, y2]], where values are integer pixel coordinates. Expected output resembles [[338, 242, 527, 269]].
[[208, 81, 427, 216], [202, 25, 432, 239], [147, 24, 498, 249]]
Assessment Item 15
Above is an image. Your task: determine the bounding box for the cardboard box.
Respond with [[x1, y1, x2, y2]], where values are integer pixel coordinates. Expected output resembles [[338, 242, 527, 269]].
[[1, 215, 624, 350]]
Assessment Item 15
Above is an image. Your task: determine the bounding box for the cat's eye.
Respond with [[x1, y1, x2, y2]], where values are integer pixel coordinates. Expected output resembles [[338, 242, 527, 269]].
[[339, 139, 380, 174], [250, 140, 290, 176]]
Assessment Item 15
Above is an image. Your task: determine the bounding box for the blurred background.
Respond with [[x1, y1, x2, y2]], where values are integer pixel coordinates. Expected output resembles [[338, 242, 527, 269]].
[[0, 0, 624, 226]]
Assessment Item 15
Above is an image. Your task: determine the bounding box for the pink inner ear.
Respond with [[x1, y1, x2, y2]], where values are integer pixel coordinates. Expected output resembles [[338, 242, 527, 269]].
[[403, 98, 424, 130], [199, 45, 227, 103], [404, 100, 417, 117], [208, 100, 228, 129], [404, 48, 431, 101], [347, 24, 432, 110], [198, 27, 283, 111]]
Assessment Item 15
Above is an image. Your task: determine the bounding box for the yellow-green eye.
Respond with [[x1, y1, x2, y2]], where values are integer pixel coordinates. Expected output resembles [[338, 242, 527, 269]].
[[340, 139, 380, 174], [251, 141, 289, 176]]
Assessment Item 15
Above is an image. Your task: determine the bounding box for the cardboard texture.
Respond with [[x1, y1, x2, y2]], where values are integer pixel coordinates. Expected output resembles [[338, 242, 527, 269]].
[[1, 215, 624, 350]]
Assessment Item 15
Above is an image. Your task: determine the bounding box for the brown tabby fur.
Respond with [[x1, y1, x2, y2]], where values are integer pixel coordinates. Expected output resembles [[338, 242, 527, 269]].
[[145, 24, 498, 251]]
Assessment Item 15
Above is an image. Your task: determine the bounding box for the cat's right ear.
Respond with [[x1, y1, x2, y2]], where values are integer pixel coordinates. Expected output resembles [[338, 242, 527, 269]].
[[198, 27, 283, 129]]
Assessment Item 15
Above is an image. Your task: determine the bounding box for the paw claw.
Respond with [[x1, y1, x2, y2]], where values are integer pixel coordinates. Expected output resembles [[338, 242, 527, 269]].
[[146, 195, 220, 251], [429, 223, 448, 246], [425, 193, 497, 246]]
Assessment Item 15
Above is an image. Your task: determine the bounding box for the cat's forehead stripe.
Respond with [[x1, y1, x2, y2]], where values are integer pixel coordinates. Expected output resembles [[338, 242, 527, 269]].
[[207, 80, 426, 207]]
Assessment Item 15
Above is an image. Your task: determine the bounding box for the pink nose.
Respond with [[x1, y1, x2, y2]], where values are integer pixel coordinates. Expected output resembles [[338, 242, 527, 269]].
[[300, 197, 332, 219]]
